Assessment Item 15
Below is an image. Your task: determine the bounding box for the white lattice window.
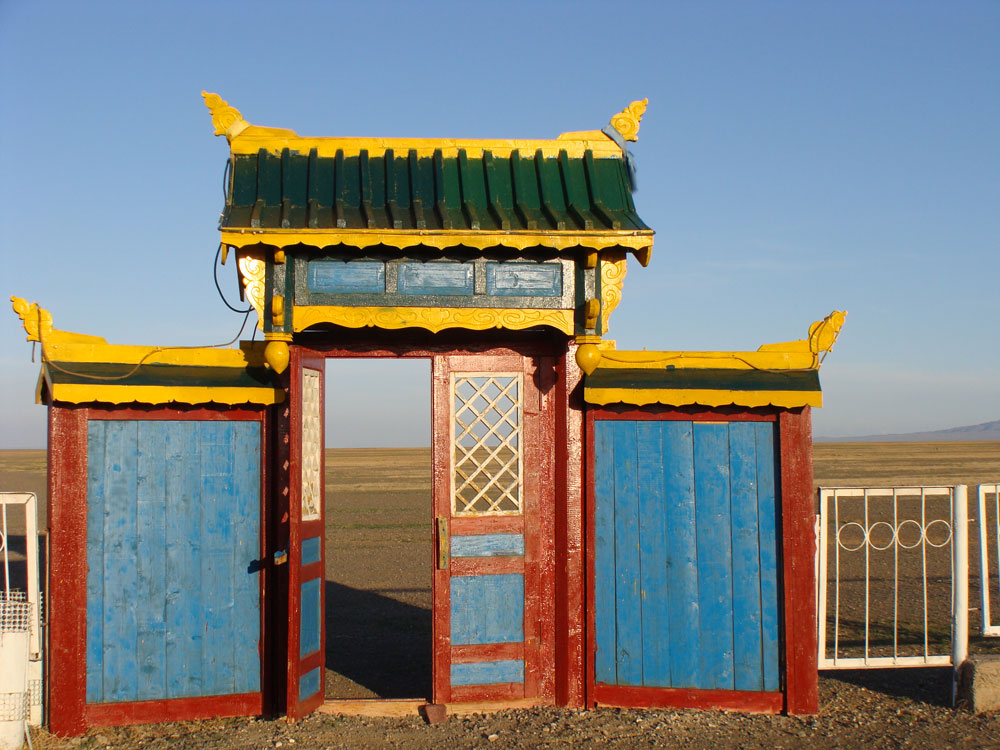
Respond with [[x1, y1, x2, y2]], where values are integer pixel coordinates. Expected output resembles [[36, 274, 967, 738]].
[[301, 368, 322, 521], [451, 374, 523, 516]]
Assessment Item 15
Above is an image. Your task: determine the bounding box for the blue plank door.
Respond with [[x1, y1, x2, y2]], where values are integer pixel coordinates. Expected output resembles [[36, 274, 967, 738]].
[[433, 355, 543, 703], [593, 419, 780, 693], [85, 419, 262, 704]]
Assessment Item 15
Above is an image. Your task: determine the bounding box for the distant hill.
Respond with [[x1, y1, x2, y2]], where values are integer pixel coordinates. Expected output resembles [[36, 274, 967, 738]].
[[818, 419, 1000, 443]]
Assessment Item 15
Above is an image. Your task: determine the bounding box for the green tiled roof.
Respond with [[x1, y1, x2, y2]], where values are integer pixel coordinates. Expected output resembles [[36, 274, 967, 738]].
[[223, 148, 651, 235]]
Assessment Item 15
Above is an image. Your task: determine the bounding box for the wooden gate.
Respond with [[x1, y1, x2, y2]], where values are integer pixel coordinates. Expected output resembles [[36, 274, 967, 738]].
[[431, 353, 555, 704], [590, 415, 782, 709]]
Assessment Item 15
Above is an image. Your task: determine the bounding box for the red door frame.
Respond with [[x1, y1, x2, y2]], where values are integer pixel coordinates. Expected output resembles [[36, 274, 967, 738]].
[[286, 336, 565, 709], [46, 404, 271, 737], [583, 405, 818, 715]]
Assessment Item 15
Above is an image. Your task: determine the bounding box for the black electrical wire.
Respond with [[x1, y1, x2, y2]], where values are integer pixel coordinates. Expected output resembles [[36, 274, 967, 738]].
[[214, 243, 254, 314]]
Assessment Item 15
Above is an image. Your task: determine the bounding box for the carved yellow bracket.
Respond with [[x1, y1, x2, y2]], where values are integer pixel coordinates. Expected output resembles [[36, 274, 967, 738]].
[[609, 99, 648, 142], [10, 297, 105, 345]]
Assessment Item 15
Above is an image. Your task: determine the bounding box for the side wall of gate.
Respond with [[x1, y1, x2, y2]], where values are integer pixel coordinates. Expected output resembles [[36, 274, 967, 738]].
[[47, 404, 272, 736], [586, 406, 817, 714]]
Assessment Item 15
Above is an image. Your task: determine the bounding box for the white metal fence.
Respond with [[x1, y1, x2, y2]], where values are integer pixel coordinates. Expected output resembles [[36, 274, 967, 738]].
[[816, 486, 968, 670], [978, 483, 1000, 637]]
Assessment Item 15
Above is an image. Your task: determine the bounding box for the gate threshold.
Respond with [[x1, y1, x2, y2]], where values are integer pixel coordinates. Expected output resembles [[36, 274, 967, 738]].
[[317, 698, 540, 718]]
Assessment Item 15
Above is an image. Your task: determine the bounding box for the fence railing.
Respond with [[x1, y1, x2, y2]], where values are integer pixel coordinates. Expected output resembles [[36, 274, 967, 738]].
[[816, 485, 968, 670], [978, 483, 1000, 637]]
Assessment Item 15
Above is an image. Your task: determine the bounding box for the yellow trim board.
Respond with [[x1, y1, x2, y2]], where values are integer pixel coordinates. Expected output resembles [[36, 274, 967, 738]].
[[221, 229, 654, 263], [43, 383, 284, 406], [293, 305, 575, 335], [584, 387, 822, 409]]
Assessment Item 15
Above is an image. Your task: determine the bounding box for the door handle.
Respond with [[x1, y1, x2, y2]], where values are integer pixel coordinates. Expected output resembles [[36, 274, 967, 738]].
[[437, 518, 449, 570], [273, 549, 288, 566]]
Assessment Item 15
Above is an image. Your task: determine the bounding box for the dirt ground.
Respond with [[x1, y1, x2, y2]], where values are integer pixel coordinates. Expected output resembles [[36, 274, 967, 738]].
[[3, 440, 1000, 748]]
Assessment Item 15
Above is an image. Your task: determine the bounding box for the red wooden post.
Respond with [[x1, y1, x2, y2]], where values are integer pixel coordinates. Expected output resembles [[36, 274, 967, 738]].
[[46, 405, 89, 736], [779, 407, 819, 714]]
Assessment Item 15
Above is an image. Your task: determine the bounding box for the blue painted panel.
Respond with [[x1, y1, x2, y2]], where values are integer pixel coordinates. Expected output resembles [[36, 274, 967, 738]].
[[451, 534, 524, 557], [231, 422, 262, 694], [486, 262, 562, 297], [661, 421, 700, 688], [612, 422, 642, 686], [755, 422, 781, 692], [102, 420, 139, 702], [135, 422, 167, 701], [308, 260, 385, 294], [398, 262, 474, 295], [636, 422, 670, 687], [302, 536, 322, 565], [451, 660, 525, 686], [299, 667, 321, 701], [451, 574, 524, 645], [693, 423, 735, 690], [300, 578, 322, 657], [593, 421, 617, 684], [86, 420, 261, 704], [729, 422, 764, 692], [85, 421, 106, 703], [200, 421, 236, 696], [165, 422, 204, 698]]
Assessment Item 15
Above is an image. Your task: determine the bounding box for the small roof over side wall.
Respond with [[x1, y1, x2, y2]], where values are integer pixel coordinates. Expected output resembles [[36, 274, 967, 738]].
[[582, 311, 846, 410], [11, 297, 282, 407]]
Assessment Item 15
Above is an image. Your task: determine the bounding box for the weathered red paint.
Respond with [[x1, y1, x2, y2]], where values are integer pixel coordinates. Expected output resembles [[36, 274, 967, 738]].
[[451, 642, 524, 663], [450, 557, 524, 576], [450, 683, 524, 702], [594, 685, 783, 713], [779, 407, 819, 715], [85, 693, 263, 727], [47, 405, 89, 737]]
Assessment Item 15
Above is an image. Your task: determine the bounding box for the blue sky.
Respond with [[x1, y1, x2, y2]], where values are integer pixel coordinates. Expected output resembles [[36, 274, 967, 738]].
[[2, 1, 998, 448]]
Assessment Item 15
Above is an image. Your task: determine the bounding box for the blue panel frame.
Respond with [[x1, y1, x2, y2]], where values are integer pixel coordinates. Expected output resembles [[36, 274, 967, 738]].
[[300, 578, 322, 657], [308, 260, 385, 294], [450, 534, 524, 557], [398, 261, 474, 295], [302, 536, 322, 565], [299, 667, 321, 701], [486, 262, 562, 297]]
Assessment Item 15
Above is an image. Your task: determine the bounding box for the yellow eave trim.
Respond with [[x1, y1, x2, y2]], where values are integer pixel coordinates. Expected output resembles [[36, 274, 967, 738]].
[[583, 387, 822, 409], [47, 383, 284, 406], [293, 305, 575, 335]]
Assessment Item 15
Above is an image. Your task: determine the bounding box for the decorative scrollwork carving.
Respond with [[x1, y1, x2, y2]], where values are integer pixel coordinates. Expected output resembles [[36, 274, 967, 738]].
[[10, 297, 52, 342], [293, 306, 574, 335], [609, 99, 648, 142], [237, 255, 266, 329], [599, 251, 628, 334], [202, 91, 249, 139]]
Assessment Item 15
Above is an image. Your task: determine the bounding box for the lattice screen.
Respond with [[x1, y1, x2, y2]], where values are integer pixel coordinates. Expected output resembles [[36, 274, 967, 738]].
[[301, 368, 322, 521], [452, 374, 523, 516]]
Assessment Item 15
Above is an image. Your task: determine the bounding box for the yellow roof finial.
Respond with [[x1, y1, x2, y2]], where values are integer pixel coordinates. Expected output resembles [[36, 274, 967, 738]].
[[609, 99, 648, 142], [202, 91, 250, 141]]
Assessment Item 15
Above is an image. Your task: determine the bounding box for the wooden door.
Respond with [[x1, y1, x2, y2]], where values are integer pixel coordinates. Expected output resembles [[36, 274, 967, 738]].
[[591, 417, 781, 707], [431, 353, 553, 704], [286, 353, 327, 718]]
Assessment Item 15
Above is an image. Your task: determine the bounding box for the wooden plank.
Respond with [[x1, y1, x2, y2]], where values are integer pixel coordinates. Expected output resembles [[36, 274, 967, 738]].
[[48, 406, 90, 736], [449, 682, 524, 702], [779, 409, 819, 714], [446, 697, 540, 715], [232, 421, 262, 694], [317, 699, 427, 718], [102, 420, 139, 703], [592, 420, 617, 685], [728, 421, 764, 692], [451, 642, 524, 663], [611, 421, 642, 686], [450, 556, 523, 576], [166, 422, 203, 698], [84, 692, 261, 728], [451, 660, 524, 686], [636, 422, 670, 687], [85, 421, 106, 704], [755, 421, 780, 693], [661, 420, 699, 689], [450, 515, 522, 535], [450, 574, 524, 645], [451, 533, 525, 557], [135, 421, 168, 701], [593, 683, 782, 713], [693, 422, 734, 690]]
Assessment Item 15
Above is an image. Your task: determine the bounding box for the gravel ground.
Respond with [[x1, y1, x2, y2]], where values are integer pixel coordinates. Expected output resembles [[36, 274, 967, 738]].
[[27, 670, 1000, 749]]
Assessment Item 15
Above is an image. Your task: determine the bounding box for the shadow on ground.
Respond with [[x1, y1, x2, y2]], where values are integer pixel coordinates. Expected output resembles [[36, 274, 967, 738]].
[[824, 666, 952, 706], [324, 580, 431, 699]]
